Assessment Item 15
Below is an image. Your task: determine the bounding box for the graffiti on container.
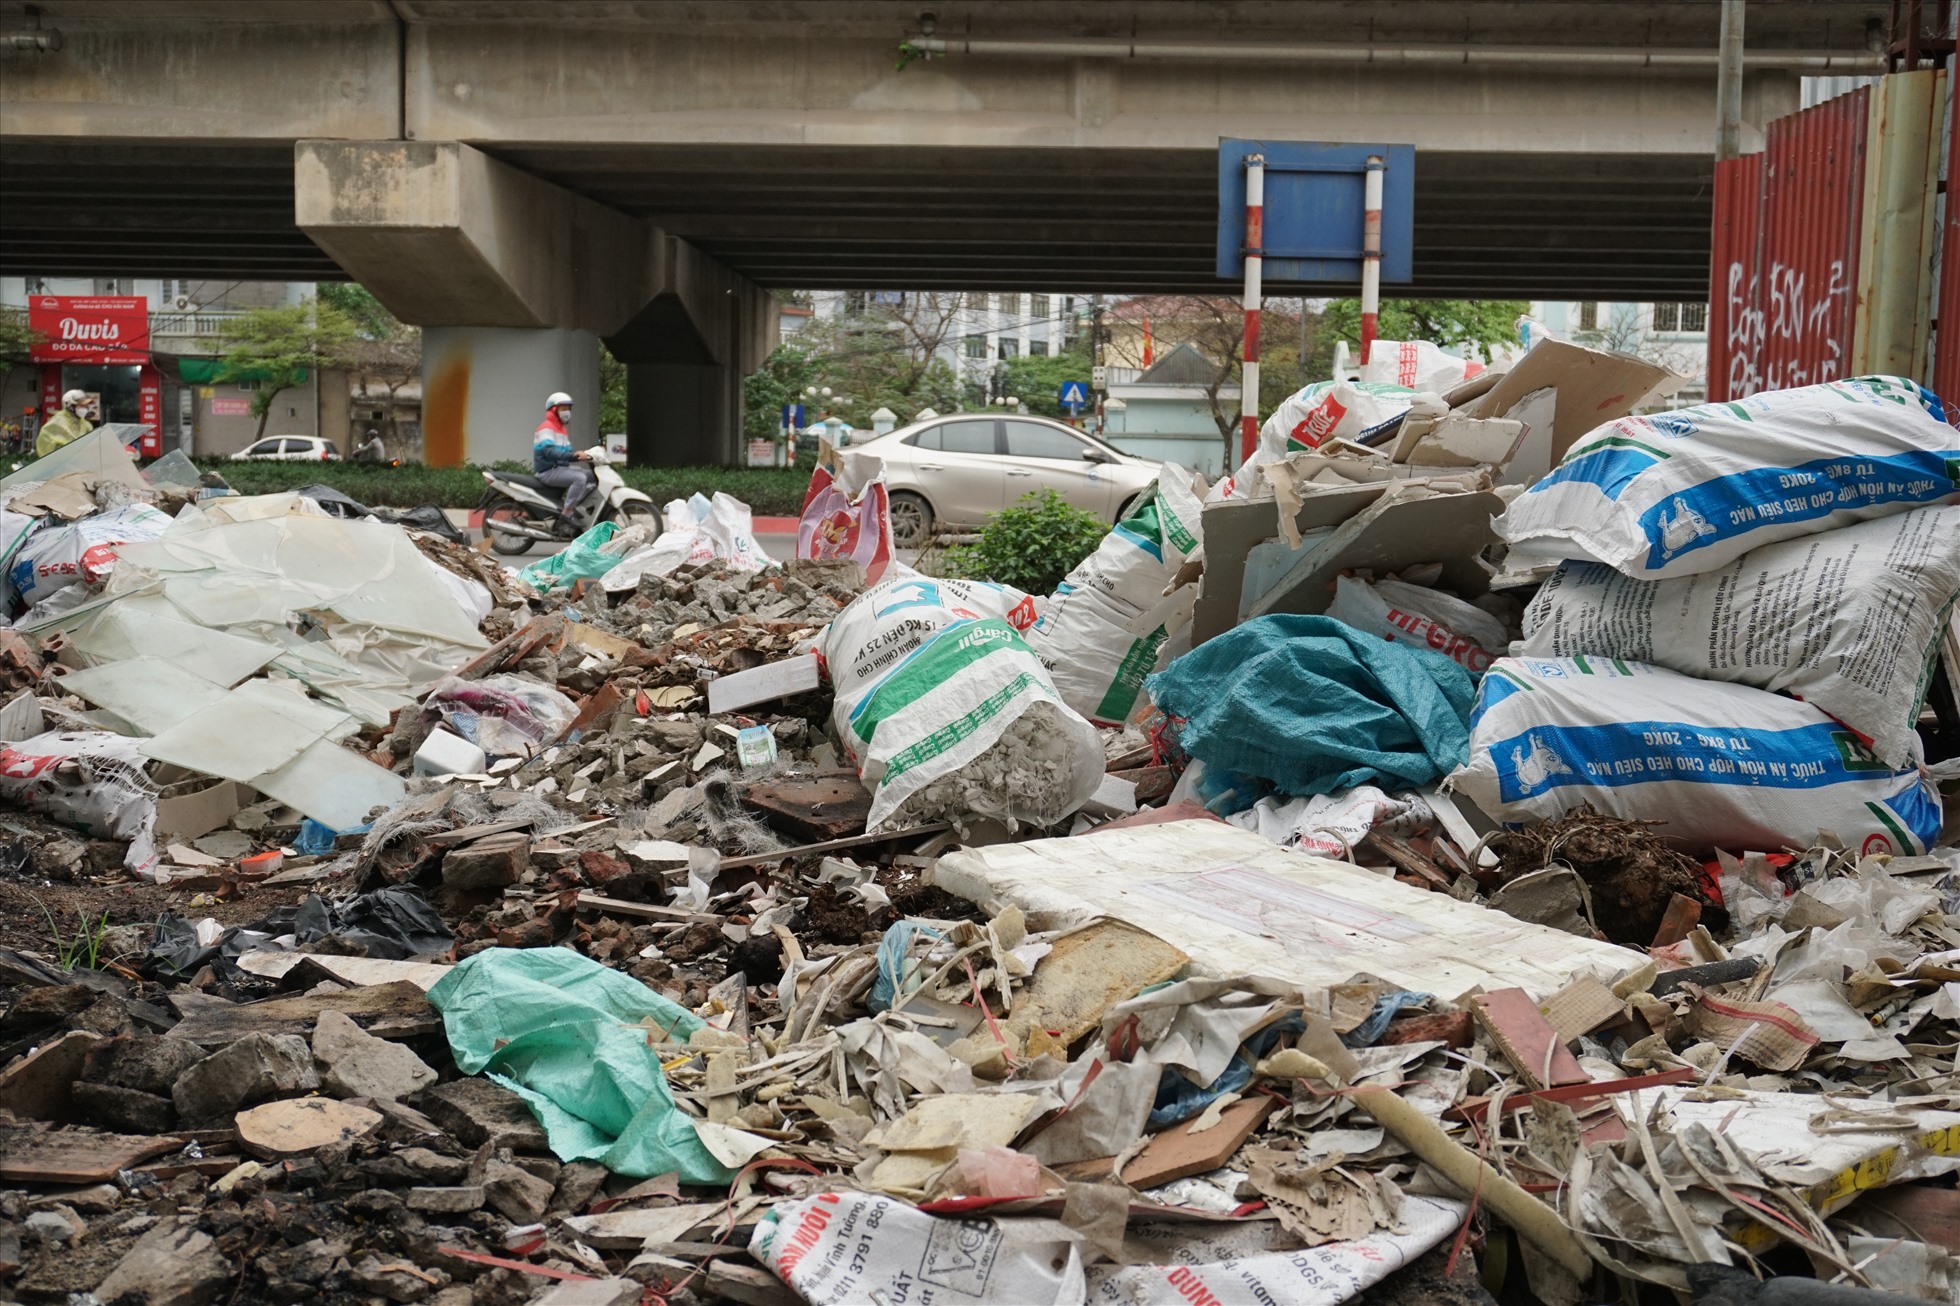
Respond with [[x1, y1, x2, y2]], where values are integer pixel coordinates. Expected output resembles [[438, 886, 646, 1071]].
[[1723, 257, 1848, 397]]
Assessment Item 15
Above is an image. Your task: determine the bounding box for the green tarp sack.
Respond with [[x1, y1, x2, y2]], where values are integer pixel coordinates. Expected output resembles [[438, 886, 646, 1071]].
[[426, 947, 734, 1184], [1145, 614, 1475, 806], [517, 520, 619, 593]]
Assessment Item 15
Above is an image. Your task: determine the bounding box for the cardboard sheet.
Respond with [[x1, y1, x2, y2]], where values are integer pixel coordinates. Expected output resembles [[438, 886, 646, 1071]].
[[932, 821, 1637, 998]]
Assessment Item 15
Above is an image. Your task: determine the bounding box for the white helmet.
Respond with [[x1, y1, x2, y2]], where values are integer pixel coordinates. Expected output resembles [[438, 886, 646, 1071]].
[[61, 389, 87, 409], [545, 391, 573, 410]]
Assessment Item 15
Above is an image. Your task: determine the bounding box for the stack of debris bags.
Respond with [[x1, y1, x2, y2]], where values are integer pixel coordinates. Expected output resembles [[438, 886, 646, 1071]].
[[1457, 374, 1960, 859]]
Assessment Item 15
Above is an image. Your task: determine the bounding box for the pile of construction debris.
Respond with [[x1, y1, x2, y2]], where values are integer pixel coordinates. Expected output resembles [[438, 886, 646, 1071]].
[[2, 354, 1959, 1306]]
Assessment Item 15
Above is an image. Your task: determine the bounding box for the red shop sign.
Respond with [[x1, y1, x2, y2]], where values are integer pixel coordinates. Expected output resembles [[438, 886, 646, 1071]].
[[27, 295, 150, 365]]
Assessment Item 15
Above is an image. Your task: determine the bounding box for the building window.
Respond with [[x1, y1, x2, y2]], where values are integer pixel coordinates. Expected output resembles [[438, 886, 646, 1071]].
[[999, 339, 1020, 359], [1577, 302, 1599, 332], [843, 291, 869, 317], [1032, 294, 1052, 318], [236, 379, 260, 392], [963, 335, 988, 359], [1681, 302, 1707, 332], [1653, 302, 1679, 332], [95, 278, 124, 296]]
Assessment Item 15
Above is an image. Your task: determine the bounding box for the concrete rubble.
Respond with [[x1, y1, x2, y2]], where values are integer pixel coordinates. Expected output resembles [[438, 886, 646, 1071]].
[[0, 365, 1957, 1306]]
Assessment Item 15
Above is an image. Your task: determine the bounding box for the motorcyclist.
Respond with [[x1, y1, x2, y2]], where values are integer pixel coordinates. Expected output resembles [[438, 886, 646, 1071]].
[[352, 428, 387, 464], [35, 390, 94, 459], [532, 391, 594, 516]]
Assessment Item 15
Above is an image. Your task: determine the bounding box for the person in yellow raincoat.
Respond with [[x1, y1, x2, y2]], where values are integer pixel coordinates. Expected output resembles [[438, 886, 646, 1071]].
[[34, 390, 93, 459]]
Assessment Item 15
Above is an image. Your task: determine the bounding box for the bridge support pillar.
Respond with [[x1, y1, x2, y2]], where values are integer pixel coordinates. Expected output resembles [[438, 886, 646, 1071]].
[[421, 327, 599, 468], [295, 139, 774, 467]]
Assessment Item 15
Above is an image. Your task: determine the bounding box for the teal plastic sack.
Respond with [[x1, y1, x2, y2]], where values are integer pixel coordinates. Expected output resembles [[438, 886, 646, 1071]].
[[426, 947, 733, 1184], [1146, 614, 1474, 805], [517, 520, 620, 593]]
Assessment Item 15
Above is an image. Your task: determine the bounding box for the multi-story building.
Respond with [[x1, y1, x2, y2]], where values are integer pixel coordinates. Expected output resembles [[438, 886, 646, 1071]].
[[1530, 300, 1711, 407], [802, 289, 1081, 391]]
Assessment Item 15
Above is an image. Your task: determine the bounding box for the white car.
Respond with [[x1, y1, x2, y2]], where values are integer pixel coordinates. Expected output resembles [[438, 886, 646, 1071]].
[[850, 414, 1159, 548], [231, 435, 342, 462]]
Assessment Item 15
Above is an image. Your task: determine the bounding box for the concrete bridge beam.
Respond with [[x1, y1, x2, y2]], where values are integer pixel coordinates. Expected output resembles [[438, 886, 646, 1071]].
[[294, 140, 774, 465]]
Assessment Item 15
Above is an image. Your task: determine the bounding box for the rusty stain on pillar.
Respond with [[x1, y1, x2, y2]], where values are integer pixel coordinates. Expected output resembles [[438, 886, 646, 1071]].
[[423, 351, 471, 468]]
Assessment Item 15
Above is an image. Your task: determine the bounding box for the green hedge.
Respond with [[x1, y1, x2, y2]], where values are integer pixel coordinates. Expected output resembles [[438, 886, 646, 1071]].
[[202, 460, 814, 516]]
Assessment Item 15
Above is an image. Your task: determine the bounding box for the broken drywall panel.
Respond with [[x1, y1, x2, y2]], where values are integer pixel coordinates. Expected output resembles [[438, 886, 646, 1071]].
[[931, 821, 1636, 997], [1244, 484, 1503, 623], [1194, 483, 1386, 647], [1468, 339, 1682, 468]]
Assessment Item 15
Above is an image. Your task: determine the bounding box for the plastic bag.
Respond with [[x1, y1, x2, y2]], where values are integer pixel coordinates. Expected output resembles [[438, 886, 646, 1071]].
[[1325, 574, 1508, 677], [867, 919, 945, 1013], [821, 575, 1103, 832], [1449, 656, 1943, 856], [1146, 615, 1475, 807], [420, 674, 577, 757], [6, 502, 171, 610], [1025, 464, 1204, 725], [1518, 505, 1960, 767], [0, 730, 158, 878], [798, 441, 896, 582], [1360, 340, 1485, 393], [1494, 375, 1959, 580], [601, 492, 769, 589], [1261, 379, 1418, 454], [426, 947, 734, 1183], [289, 887, 452, 960], [516, 520, 621, 593]]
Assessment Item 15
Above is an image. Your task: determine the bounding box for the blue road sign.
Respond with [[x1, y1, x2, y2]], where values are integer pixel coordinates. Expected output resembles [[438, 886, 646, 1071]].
[[781, 403, 805, 431], [1058, 380, 1089, 411], [1216, 140, 1415, 284]]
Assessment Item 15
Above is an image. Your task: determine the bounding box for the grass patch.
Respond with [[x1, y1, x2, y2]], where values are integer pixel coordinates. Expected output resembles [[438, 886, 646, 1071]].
[[199, 460, 814, 515]]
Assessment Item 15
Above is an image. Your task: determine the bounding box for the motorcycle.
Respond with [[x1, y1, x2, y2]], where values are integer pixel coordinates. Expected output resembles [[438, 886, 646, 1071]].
[[477, 446, 658, 555]]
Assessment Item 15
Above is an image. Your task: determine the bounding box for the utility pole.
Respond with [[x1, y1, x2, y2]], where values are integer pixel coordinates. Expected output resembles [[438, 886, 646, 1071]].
[[1091, 296, 1107, 435], [1715, 0, 1745, 162]]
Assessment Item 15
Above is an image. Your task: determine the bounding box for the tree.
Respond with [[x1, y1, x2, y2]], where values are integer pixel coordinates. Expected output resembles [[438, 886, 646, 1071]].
[[743, 337, 820, 437], [215, 299, 360, 441], [318, 285, 422, 450], [1316, 298, 1529, 367], [996, 344, 1094, 420], [785, 294, 970, 428], [599, 344, 628, 435], [316, 283, 396, 339], [0, 307, 43, 417]]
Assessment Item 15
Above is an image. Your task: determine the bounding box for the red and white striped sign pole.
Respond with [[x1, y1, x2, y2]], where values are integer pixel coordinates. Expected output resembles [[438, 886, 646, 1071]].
[[1238, 154, 1265, 465], [1360, 154, 1385, 366]]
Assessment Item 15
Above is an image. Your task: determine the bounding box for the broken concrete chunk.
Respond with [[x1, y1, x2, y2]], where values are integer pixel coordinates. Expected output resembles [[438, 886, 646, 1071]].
[[236, 1097, 384, 1159], [406, 1185, 485, 1213], [482, 1159, 554, 1223], [351, 1253, 451, 1303], [420, 1076, 551, 1151], [93, 1218, 231, 1306], [440, 830, 531, 891], [85, 1032, 207, 1095], [23, 1206, 85, 1245], [73, 1082, 177, 1134], [171, 1031, 321, 1120], [0, 1029, 98, 1122], [312, 1009, 438, 1101]]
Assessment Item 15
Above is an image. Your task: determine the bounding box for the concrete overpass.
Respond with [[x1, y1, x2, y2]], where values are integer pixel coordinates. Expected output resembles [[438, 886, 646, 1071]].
[[0, 0, 1889, 464]]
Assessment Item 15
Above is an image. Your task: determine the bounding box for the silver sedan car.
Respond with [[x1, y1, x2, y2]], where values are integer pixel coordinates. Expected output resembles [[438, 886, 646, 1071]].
[[850, 413, 1159, 548]]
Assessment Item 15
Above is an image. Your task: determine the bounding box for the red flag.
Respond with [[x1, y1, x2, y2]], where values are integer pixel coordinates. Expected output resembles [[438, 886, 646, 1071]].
[[1141, 315, 1154, 367]]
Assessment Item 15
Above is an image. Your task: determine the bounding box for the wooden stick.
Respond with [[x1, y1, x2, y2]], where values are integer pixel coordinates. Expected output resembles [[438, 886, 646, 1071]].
[[1350, 1085, 1594, 1283]]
